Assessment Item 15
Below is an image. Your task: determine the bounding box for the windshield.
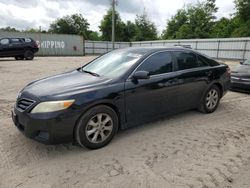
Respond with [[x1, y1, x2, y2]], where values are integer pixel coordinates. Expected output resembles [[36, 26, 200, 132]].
[[82, 50, 142, 78], [243, 59, 250, 65]]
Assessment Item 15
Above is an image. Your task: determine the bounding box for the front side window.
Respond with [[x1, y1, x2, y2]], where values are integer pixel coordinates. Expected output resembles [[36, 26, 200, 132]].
[[0, 38, 9, 45], [173, 51, 200, 70], [137, 51, 173, 75]]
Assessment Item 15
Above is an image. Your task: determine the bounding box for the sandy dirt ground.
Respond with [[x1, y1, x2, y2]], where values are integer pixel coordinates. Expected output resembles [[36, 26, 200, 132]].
[[0, 57, 250, 188]]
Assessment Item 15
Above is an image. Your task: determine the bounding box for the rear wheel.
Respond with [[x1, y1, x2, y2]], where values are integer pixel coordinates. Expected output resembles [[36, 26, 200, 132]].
[[75, 105, 118, 149], [199, 85, 220, 113], [24, 50, 34, 60]]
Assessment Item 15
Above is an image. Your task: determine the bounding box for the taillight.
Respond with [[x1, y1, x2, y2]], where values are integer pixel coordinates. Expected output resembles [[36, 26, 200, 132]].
[[226, 67, 231, 75], [35, 41, 39, 48]]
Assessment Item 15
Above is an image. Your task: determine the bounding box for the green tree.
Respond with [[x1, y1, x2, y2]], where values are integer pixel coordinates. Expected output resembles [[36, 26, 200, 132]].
[[161, 9, 188, 39], [235, 0, 250, 21], [123, 21, 137, 42], [162, 0, 218, 39], [211, 17, 239, 38], [232, 0, 250, 37], [87, 31, 101, 40], [0, 26, 20, 32], [133, 11, 158, 41], [24, 28, 47, 33], [99, 9, 126, 41], [49, 14, 90, 39]]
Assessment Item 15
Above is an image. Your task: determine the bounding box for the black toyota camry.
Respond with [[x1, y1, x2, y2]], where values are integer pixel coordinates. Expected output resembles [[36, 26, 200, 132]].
[[12, 47, 231, 149]]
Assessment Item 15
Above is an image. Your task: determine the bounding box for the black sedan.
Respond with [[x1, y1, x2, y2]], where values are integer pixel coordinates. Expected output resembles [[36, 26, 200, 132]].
[[230, 59, 250, 92], [12, 47, 231, 149]]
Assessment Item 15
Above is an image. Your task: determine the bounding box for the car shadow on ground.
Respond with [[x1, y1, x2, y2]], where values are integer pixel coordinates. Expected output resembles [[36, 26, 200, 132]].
[[13, 109, 202, 155]]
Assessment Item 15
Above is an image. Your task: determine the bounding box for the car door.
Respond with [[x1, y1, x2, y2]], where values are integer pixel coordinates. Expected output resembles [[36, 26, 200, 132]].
[[10, 38, 25, 55], [172, 51, 213, 110], [124, 51, 179, 126], [0, 38, 10, 57]]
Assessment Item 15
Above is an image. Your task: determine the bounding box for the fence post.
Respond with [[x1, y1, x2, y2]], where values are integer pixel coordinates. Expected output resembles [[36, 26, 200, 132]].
[[92, 41, 94, 55], [107, 41, 109, 53], [216, 40, 220, 59], [195, 41, 198, 50], [83, 38, 85, 56], [243, 40, 248, 61]]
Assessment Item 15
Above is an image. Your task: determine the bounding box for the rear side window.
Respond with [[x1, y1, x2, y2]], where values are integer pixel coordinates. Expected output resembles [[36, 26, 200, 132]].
[[137, 51, 173, 75], [197, 55, 210, 67], [173, 51, 208, 70], [24, 38, 32, 43], [0, 38, 9, 45]]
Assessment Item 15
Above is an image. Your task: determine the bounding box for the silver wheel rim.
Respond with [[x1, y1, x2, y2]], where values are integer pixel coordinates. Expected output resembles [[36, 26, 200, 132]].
[[206, 89, 219, 110], [85, 113, 113, 144]]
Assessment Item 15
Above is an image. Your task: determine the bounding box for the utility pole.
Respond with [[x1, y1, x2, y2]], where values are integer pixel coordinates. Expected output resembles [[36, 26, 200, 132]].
[[111, 0, 117, 50]]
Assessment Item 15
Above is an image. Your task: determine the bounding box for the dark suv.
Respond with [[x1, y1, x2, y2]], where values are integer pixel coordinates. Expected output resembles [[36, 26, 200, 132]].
[[0, 37, 39, 60]]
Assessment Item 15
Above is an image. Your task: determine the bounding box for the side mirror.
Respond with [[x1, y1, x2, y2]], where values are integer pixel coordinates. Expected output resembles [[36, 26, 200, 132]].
[[240, 61, 244, 65], [133, 71, 150, 80]]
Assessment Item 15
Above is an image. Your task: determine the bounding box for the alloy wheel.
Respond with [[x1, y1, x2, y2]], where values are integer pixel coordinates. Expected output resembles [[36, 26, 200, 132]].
[[206, 89, 219, 110], [85, 113, 113, 144]]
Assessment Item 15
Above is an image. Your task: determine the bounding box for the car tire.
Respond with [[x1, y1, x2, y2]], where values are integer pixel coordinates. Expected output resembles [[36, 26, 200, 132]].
[[75, 105, 118, 149], [24, 50, 34, 60], [199, 85, 220, 114], [15, 56, 24, 60]]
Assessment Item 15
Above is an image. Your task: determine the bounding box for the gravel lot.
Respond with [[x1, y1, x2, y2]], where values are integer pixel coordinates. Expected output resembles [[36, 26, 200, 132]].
[[0, 57, 250, 188]]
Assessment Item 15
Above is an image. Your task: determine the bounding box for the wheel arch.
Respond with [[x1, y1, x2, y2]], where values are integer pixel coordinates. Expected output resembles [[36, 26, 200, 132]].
[[73, 101, 122, 143], [213, 82, 223, 98]]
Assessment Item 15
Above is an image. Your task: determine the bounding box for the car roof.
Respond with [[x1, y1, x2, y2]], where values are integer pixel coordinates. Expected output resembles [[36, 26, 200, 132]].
[[116, 46, 196, 55], [0, 37, 32, 40]]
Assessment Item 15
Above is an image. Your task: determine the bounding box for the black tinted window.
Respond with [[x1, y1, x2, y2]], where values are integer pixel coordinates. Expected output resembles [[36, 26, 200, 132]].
[[24, 38, 32, 43], [197, 55, 210, 67], [174, 51, 200, 70], [11, 38, 23, 44], [137, 52, 173, 75]]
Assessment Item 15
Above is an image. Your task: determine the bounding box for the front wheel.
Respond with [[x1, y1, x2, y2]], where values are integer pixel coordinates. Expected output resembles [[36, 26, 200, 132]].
[[75, 105, 118, 149], [15, 56, 24, 60], [199, 85, 220, 113]]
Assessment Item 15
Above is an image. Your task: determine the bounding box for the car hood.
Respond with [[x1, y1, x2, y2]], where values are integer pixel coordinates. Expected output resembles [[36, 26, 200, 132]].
[[22, 69, 112, 98], [232, 64, 250, 74]]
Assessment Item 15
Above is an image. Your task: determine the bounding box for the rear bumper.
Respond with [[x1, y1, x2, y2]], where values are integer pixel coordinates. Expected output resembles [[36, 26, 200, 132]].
[[33, 48, 39, 53], [12, 107, 79, 144]]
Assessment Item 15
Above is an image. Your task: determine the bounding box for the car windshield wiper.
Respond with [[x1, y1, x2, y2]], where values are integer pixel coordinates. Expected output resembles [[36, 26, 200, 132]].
[[82, 69, 100, 77]]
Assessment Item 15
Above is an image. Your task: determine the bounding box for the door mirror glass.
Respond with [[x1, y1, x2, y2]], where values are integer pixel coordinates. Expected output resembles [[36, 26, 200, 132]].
[[133, 71, 150, 80]]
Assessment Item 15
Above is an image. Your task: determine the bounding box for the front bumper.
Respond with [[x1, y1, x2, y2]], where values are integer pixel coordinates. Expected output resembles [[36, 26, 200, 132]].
[[12, 106, 79, 144], [230, 80, 250, 92]]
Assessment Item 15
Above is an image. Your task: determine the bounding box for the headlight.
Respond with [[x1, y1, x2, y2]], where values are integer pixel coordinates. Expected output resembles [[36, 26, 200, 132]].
[[31, 100, 75, 113]]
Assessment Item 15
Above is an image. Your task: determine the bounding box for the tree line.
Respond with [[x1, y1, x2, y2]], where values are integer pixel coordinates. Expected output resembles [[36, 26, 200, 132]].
[[1, 0, 250, 41]]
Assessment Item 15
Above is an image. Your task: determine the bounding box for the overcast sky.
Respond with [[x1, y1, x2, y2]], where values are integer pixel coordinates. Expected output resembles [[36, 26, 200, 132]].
[[0, 0, 236, 34]]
